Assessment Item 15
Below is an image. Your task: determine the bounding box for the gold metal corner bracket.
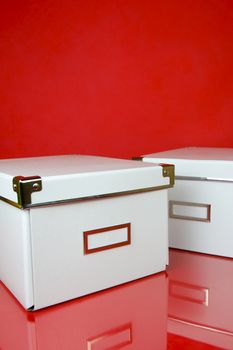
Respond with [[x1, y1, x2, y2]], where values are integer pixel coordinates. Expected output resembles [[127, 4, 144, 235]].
[[160, 163, 175, 187], [12, 176, 42, 208]]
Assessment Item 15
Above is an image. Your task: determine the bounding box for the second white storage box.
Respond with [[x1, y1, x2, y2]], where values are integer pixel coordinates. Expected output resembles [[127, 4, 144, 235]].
[[0, 155, 174, 310], [142, 147, 233, 258]]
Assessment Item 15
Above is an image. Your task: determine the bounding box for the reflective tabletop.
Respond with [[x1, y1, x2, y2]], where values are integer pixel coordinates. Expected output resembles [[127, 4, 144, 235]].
[[0, 249, 232, 349]]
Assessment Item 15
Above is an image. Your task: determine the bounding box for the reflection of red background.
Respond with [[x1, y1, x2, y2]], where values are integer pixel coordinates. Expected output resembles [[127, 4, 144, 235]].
[[1, 0, 233, 160], [0, 273, 167, 349], [167, 249, 233, 349]]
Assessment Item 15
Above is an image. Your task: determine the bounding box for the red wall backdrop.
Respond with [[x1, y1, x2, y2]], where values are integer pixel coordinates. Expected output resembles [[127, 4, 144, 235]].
[[0, 0, 233, 160]]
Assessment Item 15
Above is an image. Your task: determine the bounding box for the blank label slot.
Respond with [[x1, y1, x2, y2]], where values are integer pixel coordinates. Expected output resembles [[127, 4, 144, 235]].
[[169, 201, 211, 222], [84, 223, 131, 254]]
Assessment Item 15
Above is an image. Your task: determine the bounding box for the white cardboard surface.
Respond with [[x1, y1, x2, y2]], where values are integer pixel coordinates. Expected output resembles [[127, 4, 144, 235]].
[[143, 147, 233, 257], [144, 147, 233, 180], [0, 155, 169, 205]]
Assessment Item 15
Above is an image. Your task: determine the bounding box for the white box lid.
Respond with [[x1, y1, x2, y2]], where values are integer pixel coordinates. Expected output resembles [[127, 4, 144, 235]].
[[0, 155, 174, 208], [143, 147, 233, 181]]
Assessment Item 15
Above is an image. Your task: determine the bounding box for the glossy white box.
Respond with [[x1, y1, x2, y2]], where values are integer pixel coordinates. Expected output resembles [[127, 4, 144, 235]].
[[0, 155, 174, 310], [142, 147, 233, 258]]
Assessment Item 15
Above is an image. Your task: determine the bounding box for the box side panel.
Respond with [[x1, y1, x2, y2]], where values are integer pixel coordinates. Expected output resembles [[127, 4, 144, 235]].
[[0, 201, 34, 309], [30, 190, 168, 309], [168, 181, 233, 257]]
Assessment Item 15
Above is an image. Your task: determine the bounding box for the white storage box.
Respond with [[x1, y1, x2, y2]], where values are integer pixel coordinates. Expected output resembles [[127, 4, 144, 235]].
[[142, 147, 233, 257], [0, 155, 174, 310]]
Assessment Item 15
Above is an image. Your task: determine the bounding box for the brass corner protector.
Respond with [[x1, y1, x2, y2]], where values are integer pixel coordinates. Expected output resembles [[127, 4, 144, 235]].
[[132, 156, 143, 161], [160, 163, 175, 187], [13, 176, 42, 208]]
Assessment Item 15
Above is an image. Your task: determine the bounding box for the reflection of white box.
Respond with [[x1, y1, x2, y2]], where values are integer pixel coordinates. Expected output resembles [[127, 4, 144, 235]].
[[0, 272, 168, 349], [0, 155, 174, 310], [167, 249, 233, 349], [142, 147, 233, 257]]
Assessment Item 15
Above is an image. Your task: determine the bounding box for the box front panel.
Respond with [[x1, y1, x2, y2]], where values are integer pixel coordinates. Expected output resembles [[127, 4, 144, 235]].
[[30, 191, 168, 309], [168, 180, 233, 257]]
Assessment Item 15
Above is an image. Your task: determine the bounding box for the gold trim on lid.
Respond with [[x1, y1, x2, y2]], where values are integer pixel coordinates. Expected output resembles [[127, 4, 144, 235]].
[[12, 176, 42, 208], [0, 163, 175, 209]]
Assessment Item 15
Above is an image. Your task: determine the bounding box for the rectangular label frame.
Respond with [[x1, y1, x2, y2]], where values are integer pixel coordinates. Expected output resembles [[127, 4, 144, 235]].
[[83, 223, 131, 255], [169, 201, 211, 222]]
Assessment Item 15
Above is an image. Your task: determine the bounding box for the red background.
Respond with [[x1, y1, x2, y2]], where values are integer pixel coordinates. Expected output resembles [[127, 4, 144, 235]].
[[1, 0, 233, 160]]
